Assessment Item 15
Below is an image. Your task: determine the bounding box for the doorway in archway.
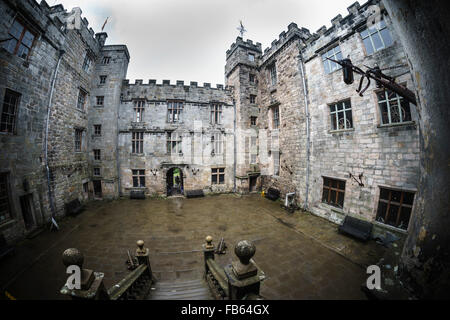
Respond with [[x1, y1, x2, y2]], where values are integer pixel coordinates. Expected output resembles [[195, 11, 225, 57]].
[[166, 167, 184, 196]]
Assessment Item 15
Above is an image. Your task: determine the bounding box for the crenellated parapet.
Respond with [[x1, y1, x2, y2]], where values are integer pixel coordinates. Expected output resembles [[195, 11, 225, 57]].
[[260, 22, 311, 66], [122, 79, 229, 91], [226, 37, 262, 60], [301, 0, 385, 62]]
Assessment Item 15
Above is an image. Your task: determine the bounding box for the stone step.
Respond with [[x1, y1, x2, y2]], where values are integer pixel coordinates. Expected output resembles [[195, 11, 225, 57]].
[[148, 278, 213, 300]]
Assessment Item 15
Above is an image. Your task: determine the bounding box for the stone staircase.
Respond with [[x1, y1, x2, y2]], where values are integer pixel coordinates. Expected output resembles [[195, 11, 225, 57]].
[[148, 278, 213, 300]]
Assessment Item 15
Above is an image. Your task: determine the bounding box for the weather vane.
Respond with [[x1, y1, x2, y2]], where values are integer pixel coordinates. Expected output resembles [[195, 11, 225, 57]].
[[237, 20, 247, 38]]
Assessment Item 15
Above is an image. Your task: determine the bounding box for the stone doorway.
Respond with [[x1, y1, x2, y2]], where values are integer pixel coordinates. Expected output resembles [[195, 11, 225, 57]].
[[93, 180, 102, 199], [249, 176, 258, 192], [166, 168, 184, 196], [19, 194, 35, 231]]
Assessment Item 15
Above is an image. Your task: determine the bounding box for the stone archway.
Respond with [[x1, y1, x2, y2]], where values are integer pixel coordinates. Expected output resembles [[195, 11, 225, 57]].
[[166, 167, 184, 196]]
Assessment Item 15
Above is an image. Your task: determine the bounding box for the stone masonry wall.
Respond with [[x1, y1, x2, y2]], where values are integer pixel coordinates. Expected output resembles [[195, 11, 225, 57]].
[[118, 81, 234, 196]]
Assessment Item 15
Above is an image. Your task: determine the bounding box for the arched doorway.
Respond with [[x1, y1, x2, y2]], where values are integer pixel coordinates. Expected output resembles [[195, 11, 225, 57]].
[[166, 167, 184, 196]]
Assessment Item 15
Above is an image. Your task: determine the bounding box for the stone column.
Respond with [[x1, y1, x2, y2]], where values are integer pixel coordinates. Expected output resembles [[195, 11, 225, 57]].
[[135, 240, 152, 278], [224, 240, 265, 300], [203, 235, 215, 273], [60, 248, 110, 300]]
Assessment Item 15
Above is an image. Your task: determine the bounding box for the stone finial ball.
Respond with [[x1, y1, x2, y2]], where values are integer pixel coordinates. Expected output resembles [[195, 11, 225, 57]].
[[234, 240, 256, 265], [205, 235, 213, 243], [137, 240, 144, 248], [62, 248, 84, 268]]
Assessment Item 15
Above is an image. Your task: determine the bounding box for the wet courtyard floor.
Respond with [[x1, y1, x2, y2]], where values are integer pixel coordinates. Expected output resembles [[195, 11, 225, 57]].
[[0, 193, 387, 300]]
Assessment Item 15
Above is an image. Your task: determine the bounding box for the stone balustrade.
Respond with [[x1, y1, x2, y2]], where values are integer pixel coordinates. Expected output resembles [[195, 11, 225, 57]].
[[60, 240, 153, 300], [203, 236, 265, 300]]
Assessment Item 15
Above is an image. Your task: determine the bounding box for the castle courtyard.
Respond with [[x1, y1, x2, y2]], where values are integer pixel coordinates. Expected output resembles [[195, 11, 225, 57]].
[[0, 194, 389, 300]]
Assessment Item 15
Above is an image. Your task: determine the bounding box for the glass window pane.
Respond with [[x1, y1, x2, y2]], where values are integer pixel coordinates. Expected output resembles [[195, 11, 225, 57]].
[[371, 32, 384, 51], [22, 31, 34, 47], [387, 204, 399, 226], [337, 192, 344, 207], [331, 113, 337, 130], [17, 45, 29, 59], [219, 174, 224, 184], [363, 38, 374, 55], [398, 207, 411, 230], [380, 28, 393, 48], [403, 192, 415, 205], [133, 177, 138, 187], [379, 102, 389, 124], [376, 201, 388, 222], [360, 29, 369, 39], [345, 110, 353, 128], [10, 20, 24, 39], [3, 39, 17, 54]]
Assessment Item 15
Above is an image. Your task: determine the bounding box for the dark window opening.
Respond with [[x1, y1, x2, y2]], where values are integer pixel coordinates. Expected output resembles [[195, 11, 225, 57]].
[[1, 89, 20, 133], [132, 132, 144, 154], [0, 173, 12, 224], [132, 169, 145, 187], [212, 168, 225, 185], [376, 187, 414, 230], [322, 177, 346, 208]]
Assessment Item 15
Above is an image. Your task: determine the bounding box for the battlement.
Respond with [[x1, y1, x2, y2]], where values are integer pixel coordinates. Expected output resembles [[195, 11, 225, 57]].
[[301, 0, 380, 60], [260, 22, 311, 65], [47, 1, 103, 49], [226, 37, 262, 59], [122, 79, 230, 91]]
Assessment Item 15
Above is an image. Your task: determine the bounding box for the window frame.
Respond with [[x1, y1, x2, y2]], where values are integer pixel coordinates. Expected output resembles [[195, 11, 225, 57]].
[[93, 167, 101, 177], [210, 104, 222, 125], [271, 105, 280, 129], [82, 53, 92, 72], [269, 63, 277, 86], [250, 116, 257, 126], [132, 169, 146, 188], [376, 187, 415, 230], [75, 128, 83, 152], [248, 53, 255, 62], [94, 124, 102, 136], [211, 132, 223, 155], [134, 100, 145, 122], [322, 177, 346, 208], [77, 88, 87, 111], [322, 45, 343, 74], [0, 89, 21, 134], [376, 87, 412, 126], [250, 95, 256, 104], [0, 172, 12, 224], [102, 56, 111, 64], [167, 101, 183, 123], [96, 96, 104, 107], [329, 99, 353, 131], [211, 167, 225, 185], [99, 75, 107, 85], [166, 132, 182, 155], [132, 131, 144, 154], [93, 149, 101, 161], [360, 19, 393, 55], [3, 18, 37, 60]]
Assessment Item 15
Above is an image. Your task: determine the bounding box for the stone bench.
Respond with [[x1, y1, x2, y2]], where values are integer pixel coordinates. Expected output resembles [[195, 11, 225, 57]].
[[130, 190, 145, 199], [338, 215, 373, 241], [65, 198, 84, 216], [185, 189, 204, 198]]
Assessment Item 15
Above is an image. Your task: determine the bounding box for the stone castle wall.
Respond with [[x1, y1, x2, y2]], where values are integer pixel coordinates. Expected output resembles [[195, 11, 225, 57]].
[[118, 81, 234, 196]]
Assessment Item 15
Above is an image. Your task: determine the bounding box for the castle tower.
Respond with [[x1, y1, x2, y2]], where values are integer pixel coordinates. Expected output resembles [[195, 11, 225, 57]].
[[225, 37, 262, 193], [88, 34, 130, 199]]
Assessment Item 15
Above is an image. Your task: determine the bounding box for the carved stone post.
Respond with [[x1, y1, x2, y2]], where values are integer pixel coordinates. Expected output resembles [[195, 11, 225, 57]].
[[60, 248, 110, 300], [135, 240, 152, 279], [224, 240, 265, 300], [203, 235, 215, 274]]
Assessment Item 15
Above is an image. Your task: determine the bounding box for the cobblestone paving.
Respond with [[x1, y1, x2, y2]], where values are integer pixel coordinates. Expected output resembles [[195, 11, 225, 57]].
[[0, 194, 382, 300]]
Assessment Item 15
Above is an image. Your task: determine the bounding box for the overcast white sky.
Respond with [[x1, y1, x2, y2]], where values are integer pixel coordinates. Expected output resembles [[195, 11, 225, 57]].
[[52, 0, 359, 85]]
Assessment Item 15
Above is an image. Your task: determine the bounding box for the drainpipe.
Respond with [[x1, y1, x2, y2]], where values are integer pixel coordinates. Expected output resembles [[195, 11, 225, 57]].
[[233, 97, 237, 193], [298, 51, 311, 210], [44, 49, 65, 221]]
